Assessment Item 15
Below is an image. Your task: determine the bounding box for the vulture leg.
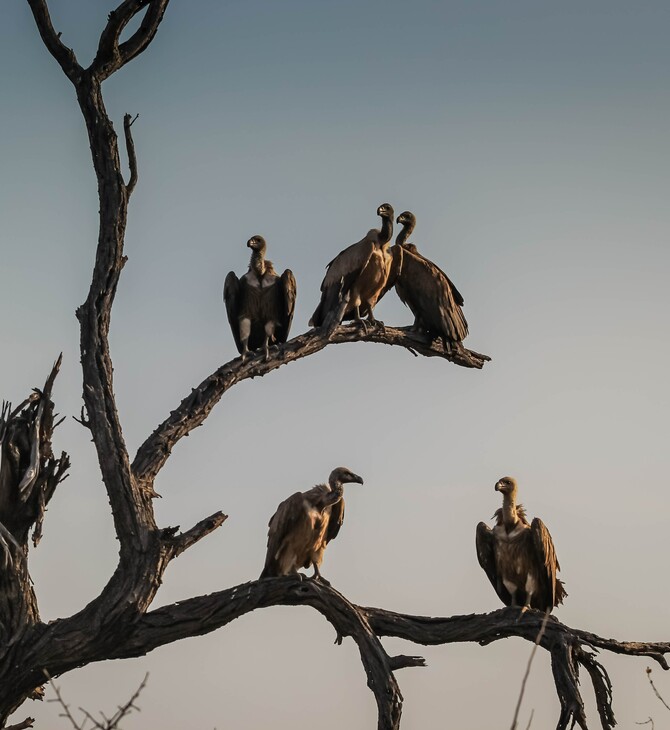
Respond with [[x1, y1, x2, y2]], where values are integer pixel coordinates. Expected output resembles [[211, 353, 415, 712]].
[[409, 316, 423, 333], [263, 321, 276, 362], [238, 318, 251, 361], [353, 306, 371, 333], [311, 564, 331, 586], [367, 311, 385, 330]]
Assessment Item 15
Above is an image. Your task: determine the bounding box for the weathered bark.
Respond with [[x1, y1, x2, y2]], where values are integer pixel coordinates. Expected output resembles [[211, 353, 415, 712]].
[[3, 1, 664, 729]]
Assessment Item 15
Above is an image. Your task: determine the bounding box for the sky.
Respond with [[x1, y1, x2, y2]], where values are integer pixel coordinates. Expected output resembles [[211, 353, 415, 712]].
[[1, 0, 670, 727]]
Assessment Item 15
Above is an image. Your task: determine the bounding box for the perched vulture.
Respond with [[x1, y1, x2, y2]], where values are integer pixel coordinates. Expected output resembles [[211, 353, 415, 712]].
[[223, 236, 296, 361], [260, 467, 364, 582], [309, 203, 395, 329], [476, 476, 566, 613], [391, 211, 468, 347]]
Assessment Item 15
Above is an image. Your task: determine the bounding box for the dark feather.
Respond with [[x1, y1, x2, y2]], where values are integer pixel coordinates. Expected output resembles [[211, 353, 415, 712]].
[[260, 491, 305, 578], [530, 517, 567, 609], [223, 271, 243, 352], [476, 521, 512, 606], [395, 248, 468, 343], [278, 269, 297, 343]]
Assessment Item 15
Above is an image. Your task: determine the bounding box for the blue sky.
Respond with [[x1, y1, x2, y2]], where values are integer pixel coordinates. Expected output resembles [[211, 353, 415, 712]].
[[2, 1, 670, 727]]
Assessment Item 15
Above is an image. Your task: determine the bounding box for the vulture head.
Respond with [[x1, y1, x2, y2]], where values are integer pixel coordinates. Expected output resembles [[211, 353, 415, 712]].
[[377, 202, 395, 221], [329, 467, 364, 487], [247, 235, 267, 253], [396, 211, 416, 227], [495, 476, 518, 497]]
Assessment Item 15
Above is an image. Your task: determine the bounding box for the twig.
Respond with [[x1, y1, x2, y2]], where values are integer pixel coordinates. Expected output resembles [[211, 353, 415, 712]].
[[123, 113, 139, 195], [44, 670, 81, 730], [646, 667, 670, 711], [510, 610, 550, 730], [635, 718, 654, 729], [6, 719, 35, 730], [44, 671, 148, 729], [524, 709, 534, 730]]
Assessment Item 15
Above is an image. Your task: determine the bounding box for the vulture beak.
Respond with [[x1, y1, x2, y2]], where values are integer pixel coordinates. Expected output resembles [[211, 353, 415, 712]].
[[349, 473, 364, 485], [396, 215, 402, 224], [494, 480, 503, 492], [246, 239, 254, 248]]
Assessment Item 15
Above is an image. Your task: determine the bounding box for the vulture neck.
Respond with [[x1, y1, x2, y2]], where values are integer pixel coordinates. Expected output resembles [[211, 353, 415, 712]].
[[249, 249, 267, 279], [378, 215, 393, 247], [327, 479, 345, 501], [501, 490, 520, 531], [396, 221, 415, 247]]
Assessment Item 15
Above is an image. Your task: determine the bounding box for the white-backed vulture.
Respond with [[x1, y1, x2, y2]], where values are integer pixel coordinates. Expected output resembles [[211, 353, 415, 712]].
[[476, 476, 566, 613], [391, 211, 468, 347], [309, 203, 395, 329], [260, 467, 364, 582], [223, 236, 297, 361]]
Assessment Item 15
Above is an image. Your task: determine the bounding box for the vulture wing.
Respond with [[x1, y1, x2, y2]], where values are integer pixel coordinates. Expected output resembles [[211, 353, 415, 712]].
[[277, 269, 297, 344], [321, 237, 376, 290], [261, 491, 305, 578], [325, 497, 345, 544], [530, 517, 567, 609], [223, 271, 243, 354], [396, 249, 468, 342], [476, 521, 511, 606], [310, 237, 376, 326]]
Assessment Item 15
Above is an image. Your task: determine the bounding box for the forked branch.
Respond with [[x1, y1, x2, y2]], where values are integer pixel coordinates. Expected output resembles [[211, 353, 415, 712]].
[[26, 0, 82, 82], [92, 0, 170, 80]]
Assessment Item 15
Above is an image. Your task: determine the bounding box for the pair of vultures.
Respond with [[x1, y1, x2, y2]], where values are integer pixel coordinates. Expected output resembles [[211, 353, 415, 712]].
[[260, 470, 565, 613], [223, 203, 468, 361]]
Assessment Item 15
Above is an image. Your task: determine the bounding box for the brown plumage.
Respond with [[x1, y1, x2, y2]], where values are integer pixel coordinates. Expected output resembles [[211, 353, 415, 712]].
[[260, 467, 364, 582], [390, 211, 468, 346], [476, 476, 566, 613], [224, 236, 297, 361], [309, 203, 395, 329]]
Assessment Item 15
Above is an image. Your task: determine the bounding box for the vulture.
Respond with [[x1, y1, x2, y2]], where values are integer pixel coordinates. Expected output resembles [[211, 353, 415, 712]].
[[223, 236, 297, 361], [391, 211, 468, 348], [260, 466, 364, 582], [309, 203, 396, 329], [476, 476, 566, 613]]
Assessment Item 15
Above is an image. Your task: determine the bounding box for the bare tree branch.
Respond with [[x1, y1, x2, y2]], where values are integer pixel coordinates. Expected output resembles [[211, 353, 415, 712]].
[[163, 511, 228, 559], [25, 0, 82, 82], [131, 324, 491, 488], [646, 667, 670, 711], [116, 1, 170, 69], [5, 720, 34, 730], [123, 114, 139, 195], [91, 0, 170, 80], [45, 671, 147, 730], [24, 580, 661, 730]]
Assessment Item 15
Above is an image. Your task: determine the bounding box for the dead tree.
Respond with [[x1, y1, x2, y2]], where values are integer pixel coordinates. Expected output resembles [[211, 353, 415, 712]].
[[0, 1, 665, 728]]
